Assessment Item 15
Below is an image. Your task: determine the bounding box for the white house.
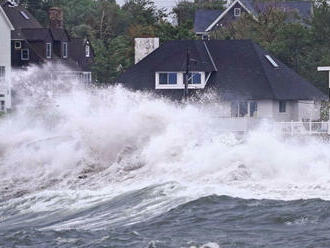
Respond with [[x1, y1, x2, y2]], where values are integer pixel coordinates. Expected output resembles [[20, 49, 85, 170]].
[[117, 39, 327, 132], [0, 5, 13, 112]]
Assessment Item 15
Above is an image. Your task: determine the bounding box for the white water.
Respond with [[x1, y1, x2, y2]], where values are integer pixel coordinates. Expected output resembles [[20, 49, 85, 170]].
[[1, 64, 330, 231]]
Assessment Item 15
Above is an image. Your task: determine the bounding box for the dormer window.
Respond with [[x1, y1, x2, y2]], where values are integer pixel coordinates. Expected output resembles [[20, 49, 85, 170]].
[[155, 72, 206, 89], [187, 72, 202, 84], [62, 42, 68, 58], [20, 11, 30, 20], [234, 8, 241, 16], [85, 43, 90, 57], [159, 73, 177, 85], [46, 43, 52, 58]]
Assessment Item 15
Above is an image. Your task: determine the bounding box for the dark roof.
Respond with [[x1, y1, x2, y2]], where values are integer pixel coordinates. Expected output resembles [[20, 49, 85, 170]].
[[50, 28, 69, 41], [2, 2, 42, 29], [254, 1, 312, 20], [196, 0, 312, 32], [21, 28, 52, 41], [194, 9, 223, 33], [117, 40, 326, 101], [70, 38, 93, 71]]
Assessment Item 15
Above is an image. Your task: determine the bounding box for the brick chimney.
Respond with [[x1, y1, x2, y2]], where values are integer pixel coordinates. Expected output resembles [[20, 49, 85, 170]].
[[49, 7, 63, 29], [134, 38, 159, 64]]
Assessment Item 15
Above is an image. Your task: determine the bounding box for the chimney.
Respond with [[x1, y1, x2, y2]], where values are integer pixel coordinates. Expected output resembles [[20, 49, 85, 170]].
[[49, 7, 63, 29], [134, 38, 159, 64]]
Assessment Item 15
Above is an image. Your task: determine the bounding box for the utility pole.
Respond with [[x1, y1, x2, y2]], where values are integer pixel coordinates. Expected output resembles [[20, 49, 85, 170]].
[[184, 49, 190, 102]]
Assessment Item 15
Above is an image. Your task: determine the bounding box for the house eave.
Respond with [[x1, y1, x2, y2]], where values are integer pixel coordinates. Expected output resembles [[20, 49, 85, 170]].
[[0, 6, 14, 30], [205, 0, 256, 32]]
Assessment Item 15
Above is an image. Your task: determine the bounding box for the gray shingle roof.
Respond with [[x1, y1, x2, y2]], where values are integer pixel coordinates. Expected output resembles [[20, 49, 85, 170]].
[[117, 40, 327, 101], [2, 2, 42, 29], [195, 0, 312, 33], [194, 9, 223, 33], [21, 28, 52, 41], [254, 1, 312, 20]]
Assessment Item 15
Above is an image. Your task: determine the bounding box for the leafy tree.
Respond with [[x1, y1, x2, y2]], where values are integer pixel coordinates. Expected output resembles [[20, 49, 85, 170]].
[[173, 0, 225, 29]]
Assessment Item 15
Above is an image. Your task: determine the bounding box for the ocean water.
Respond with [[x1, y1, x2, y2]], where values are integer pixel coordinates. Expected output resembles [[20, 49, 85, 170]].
[[1, 65, 330, 247]]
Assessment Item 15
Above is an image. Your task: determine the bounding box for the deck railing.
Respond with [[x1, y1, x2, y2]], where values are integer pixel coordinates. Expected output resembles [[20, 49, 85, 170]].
[[216, 117, 330, 135], [273, 121, 330, 135]]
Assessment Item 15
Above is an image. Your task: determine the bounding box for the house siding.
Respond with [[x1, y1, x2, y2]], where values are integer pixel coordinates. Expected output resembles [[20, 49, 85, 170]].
[[0, 8, 12, 111], [211, 2, 249, 31]]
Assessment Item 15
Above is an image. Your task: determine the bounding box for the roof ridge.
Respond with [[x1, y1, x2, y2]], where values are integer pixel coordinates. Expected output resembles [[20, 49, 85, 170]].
[[250, 41, 276, 99], [203, 41, 217, 71]]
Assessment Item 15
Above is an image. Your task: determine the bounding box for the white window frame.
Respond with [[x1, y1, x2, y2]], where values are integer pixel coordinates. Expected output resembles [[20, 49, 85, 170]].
[[21, 49, 30, 60], [46, 43, 52, 59], [14, 41, 21, 49], [85, 44, 90, 57], [62, 42, 68, 58], [187, 72, 202, 85], [155, 72, 206, 89], [231, 101, 258, 118], [234, 8, 241, 17]]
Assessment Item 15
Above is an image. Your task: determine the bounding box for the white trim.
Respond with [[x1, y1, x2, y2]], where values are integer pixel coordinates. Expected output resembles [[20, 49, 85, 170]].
[[205, 0, 255, 32], [265, 55, 279, 68], [0, 6, 14, 30], [317, 66, 330, 71], [85, 44, 90, 57], [234, 7, 241, 16], [14, 40, 21, 49], [20, 11, 30, 20], [21, 49, 29, 60], [62, 42, 68, 58], [46, 43, 52, 58], [205, 72, 212, 84], [155, 72, 207, 89]]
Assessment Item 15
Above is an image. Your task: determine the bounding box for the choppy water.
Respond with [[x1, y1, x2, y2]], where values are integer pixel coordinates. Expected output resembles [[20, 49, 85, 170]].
[[1, 64, 330, 247]]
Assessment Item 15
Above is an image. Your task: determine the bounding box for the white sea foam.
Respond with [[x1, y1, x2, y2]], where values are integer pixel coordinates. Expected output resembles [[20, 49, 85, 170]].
[[1, 64, 330, 230]]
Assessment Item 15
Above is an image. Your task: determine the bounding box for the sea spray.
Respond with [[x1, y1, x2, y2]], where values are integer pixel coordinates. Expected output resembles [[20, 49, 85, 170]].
[[1, 65, 330, 247]]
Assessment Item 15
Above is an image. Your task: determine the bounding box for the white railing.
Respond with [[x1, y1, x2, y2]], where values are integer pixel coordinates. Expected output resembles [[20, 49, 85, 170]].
[[273, 121, 330, 135], [215, 118, 330, 135]]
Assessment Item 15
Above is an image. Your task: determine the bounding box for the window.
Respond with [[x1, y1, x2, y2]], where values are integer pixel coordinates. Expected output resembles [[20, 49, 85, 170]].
[[234, 8, 241, 16], [159, 73, 177, 85], [20, 11, 30, 19], [279, 101, 286, 113], [14, 41, 21, 49], [231, 101, 248, 117], [239, 101, 248, 117], [265, 55, 279, 68], [62, 42, 68, 58], [46, 43, 52, 59], [85, 44, 90, 57], [231, 101, 257, 117], [0, 66, 5, 82], [187, 72, 201, 84], [250, 101, 257, 117], [21, 49, 29, 60]]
